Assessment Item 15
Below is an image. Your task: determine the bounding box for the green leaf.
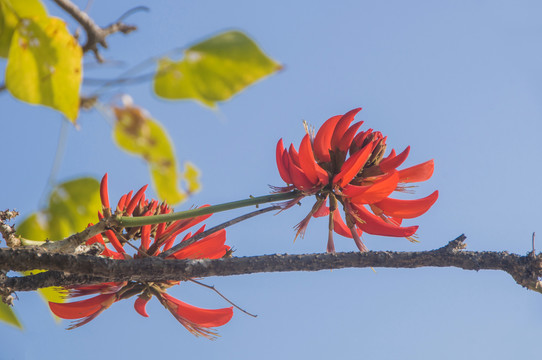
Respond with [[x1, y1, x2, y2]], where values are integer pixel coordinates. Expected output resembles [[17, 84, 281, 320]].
[[0, 302, 23, 329], [0, 0, 47, 58], [16, 177, 100, 310], [5, 16, 82, 122], [153, 30, 281, 107], [113, 104, 199, 205], [17, 177, 101, 241]]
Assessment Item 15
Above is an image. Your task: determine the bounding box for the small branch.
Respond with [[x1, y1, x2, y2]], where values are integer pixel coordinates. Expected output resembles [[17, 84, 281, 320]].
[[159, 205, 281, 258], [52, 0, 137, 61], [189, 279, 257, 318], [0, 210, 21, 247], [39, 217, 118, 253], [119, 191, 300, 228], [1, 235, 542, 294]]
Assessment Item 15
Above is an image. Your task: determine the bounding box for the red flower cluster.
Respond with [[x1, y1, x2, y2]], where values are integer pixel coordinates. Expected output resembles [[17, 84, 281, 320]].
[[48, 174, 233, 338], [276, 108, 438, 252]]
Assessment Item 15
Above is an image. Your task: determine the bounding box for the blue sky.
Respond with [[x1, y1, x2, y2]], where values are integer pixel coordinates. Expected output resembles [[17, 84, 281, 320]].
[[2, 1, 542, 359]]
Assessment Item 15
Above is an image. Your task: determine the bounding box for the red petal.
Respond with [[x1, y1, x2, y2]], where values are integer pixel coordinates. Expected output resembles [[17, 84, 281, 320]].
[[383, 149, 396, 160], [398, 159, 434, 183], [105, 230, 125, 254], [299, 134, 329, 185], [86, 232, 118, 258], [287, 153, 316, 191], [312, 198, 329, 218], [332, 144, 373, 187], [330, 108, 361, 151], [276, 139, 292, 184], [116, 194, 127, 213], [168, 229, 229, 260], [344, 171, 399, 204], [125, 190, 133, 209], [349, 203, 418, 237], [141, 224, 151, 250], [313, 115, 342, 162], [288, 144, 301, 167], [134, 296, 150, 317], [337, 121, 364, 153], [332, 210, 352, 238], [162, 293, 233, 327], [379, 146, 410, 172], [351, 129, 373, 150], [49, 294, 115, 320], [100, 174, 110, 209], [159, 206, 212, 242], [126, 185, 148, 215], [373, 190, 438, 218]]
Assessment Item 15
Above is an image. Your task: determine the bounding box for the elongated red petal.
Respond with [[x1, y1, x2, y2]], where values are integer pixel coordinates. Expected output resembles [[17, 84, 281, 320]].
[[379, 146, 410, 172], [312, 198, 329, 218], [345, 171, 400, 204], [168, 229, 229, 260], [288, 144, 301, 167], [276, 139, 292, 184], [332, 210, 352, 238], [398, 159, 434, 183], [313, 115, 342, 162], [351, 128, 373, 150], [49, 294, 115, 320], [126, 185, 148, 215], [298, 134, 318, 184], [86, 232, 119, 258], [159, 207, 212, 242], [383, 149, 396, 160], [100, 174, 110, 209], [349, 203, 418, 237], [299, 134, 329, 185], [141, 224, 151, 250], [330, 108, 361, 151], [116, 194, 127, 213], [162, 293, 233, 327], [134, 296, 150, 317], [332, 144, 373, 187], [287, 153, 316, 191], [337, 121, 364, 153], [373, 190, 438, 218], [105, 230, 125, 254]]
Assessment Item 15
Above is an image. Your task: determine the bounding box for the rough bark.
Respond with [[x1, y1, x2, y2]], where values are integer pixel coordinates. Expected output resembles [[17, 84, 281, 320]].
[[2, 235, 541, 295]]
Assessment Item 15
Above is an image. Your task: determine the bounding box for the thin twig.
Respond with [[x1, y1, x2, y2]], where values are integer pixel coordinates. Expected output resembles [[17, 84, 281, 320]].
[[52, 0, 138, 61], [189, 279, 257, 318], [160, 205, 281, 258]]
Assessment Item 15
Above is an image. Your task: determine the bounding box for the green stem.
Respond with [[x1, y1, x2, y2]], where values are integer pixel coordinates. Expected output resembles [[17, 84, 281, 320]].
[[118, 191, 301, 227]]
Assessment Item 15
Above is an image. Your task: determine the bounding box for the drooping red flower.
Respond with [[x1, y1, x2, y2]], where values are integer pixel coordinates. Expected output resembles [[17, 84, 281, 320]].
[[49, 174, 233, 338], [275, 108, 438, 252]]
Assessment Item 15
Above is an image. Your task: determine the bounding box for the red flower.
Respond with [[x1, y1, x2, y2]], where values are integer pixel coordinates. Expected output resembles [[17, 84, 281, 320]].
[[276, 108, 438, 252], [49, 174, 233, 338]]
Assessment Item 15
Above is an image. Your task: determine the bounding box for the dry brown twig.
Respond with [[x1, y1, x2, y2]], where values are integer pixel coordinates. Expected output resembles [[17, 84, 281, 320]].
[[52, 0, 140, 62]]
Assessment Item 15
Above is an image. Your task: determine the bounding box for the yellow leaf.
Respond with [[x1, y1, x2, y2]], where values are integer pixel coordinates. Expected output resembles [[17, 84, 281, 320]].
[[5, 16, 82, 121], [153, 30, 281, 107], [183, 161, 201, 194], [0, 0, 47, 58], [113, 104, 193, 205]]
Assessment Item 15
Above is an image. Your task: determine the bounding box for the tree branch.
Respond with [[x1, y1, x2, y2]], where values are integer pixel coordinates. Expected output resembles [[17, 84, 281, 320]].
[[52, 0, 137, 61], [0, 210, 21, 247], [2, 235, 541, 295]]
